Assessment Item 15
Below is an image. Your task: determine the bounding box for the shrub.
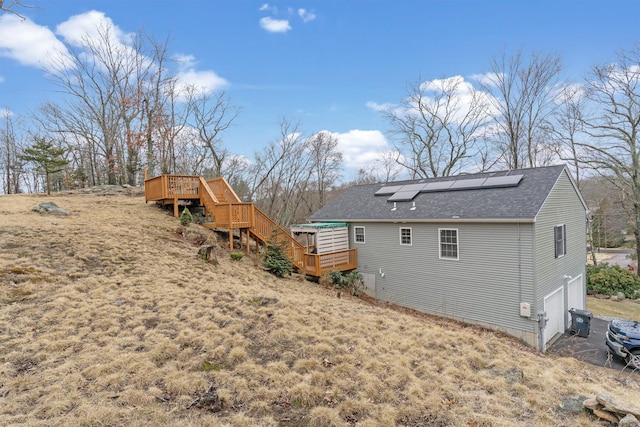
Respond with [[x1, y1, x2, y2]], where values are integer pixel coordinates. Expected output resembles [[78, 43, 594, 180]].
[[179, 207, 193, 226], [262, 236, 294, 277], [319, 270, 364, 296], [586, 263, 640, 298], [229, 252, 244, 261]]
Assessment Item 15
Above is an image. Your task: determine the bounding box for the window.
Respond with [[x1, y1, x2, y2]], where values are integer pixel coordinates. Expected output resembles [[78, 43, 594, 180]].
[[400, 227, 412, 246], [554, 224, 566, 258], [439, 228, 458, 260], [354, 226, 365, 243]]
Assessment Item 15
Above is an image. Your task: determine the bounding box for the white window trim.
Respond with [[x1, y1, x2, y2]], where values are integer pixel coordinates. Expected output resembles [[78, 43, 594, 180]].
[[354, 226, 366, 244], [399, 227, 412, 246], [555, 224, 566, 258], [438, 228, 459, 261]]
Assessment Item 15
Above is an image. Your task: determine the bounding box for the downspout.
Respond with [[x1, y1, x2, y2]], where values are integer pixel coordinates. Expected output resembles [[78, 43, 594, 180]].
[[518, 223, 522, 303]]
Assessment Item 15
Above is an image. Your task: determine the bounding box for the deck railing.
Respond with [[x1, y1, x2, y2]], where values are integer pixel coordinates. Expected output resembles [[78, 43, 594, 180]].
[[144, 175, 167, 201], [145, 175, 201, 202], [252, 206, 306, 269], [304, 248, 358, 277], [206, 177, 242, 203], [168, 176, 200, 197], [210, 203, 254, 229]]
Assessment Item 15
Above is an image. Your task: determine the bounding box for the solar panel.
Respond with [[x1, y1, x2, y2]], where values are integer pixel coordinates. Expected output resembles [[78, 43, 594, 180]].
[[375, 185, 403, 195], [482, 174, 523, 188], [449, 178, 487, 190], [381, 173, 524, 202], [421, 181, 454, 192], [388, 190, 420, 201], [401, 183, 428, 192]]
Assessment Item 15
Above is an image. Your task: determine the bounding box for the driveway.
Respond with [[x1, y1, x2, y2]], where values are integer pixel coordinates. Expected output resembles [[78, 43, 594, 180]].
[[548, 317, 637, 374], [596, 249, 634, 269]]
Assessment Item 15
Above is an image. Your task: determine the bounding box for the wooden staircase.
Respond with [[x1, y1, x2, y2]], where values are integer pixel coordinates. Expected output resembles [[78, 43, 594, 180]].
[[144, 174, 356, 276]]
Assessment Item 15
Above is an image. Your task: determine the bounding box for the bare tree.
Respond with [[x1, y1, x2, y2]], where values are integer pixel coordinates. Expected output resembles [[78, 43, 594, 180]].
[[575, 45, 640, 272], [140, 36, 181, 177], [248, 118, 314, 226], [0, 0, 32, 18], [307, 131, 342, 208], [383, 75, 492, 178], [481, 49, 563, 169], [552, 85, 588, 187], [0, 109, 25, 193], [43, 25, 130, 185], [189, 89, 241, 177], [40, 25, 181, 186]]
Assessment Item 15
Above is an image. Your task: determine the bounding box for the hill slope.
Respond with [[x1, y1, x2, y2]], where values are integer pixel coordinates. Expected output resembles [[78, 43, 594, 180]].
[[1, 190, 638, 426]]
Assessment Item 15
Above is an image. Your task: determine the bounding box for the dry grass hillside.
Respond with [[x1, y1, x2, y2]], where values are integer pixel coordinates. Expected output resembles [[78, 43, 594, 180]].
[[1, 189, 639, 427]]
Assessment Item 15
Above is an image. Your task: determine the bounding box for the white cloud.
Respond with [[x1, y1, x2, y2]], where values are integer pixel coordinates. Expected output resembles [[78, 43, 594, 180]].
[[260, 17, 291, 33], [298, 8, 316, 23], [259, 3, 270, 11], [366, 101, 394, 112], [329, 129, 390, 169], [0, 107, 12, 117], [0, 14, 72, 69], [470, 72, 504, 88], [56, 10, 133, 47], [174, 53, 228, 97], [0, 75, 4, 83]]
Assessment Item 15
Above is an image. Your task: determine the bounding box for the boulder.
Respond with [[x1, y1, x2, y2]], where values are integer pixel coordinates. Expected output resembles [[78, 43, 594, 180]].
[[620, 414, 640, 427], [559, 396, 589, 414], [32, 202, 70, 216]]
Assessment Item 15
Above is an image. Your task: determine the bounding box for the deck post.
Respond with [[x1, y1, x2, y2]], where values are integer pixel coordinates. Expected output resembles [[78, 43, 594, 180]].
[[173, 197, 179, 217]]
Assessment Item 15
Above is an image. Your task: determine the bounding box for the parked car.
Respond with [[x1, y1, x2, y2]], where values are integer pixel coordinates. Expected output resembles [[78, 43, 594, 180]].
[[606, 319, 640, 369]]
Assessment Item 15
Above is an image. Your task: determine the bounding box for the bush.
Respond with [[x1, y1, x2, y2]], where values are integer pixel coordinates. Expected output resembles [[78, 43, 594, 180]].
[[179, 207, 193, 226], [229, 252, 244, 261], [262, 237, 294, 277], [319, 270, 364, 296], [586, 263, 640, 298]]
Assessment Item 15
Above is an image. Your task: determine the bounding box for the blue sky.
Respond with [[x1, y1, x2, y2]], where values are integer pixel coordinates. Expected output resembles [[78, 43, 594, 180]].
[[0, 0, 638, 177]]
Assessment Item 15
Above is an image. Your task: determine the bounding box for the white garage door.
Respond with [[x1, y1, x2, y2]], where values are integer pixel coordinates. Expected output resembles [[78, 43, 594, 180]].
[[544, 286, 564, 347], [567, 274, 584, 324]]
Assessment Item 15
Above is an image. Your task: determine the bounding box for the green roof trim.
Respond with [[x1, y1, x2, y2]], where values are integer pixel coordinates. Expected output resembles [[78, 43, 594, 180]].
[[290, 222, 348, 229]]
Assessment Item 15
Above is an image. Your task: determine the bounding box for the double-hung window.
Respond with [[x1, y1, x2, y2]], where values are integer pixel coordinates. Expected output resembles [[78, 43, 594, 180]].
[[554, 224, 566, 258], [400, 227, 412, 246], [354, 226, 365, 244], [439, 228, 459, 260]]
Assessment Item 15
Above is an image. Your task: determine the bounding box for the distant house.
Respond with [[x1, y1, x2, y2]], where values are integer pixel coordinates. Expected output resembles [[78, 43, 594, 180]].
[[308, 165, 588, 351]]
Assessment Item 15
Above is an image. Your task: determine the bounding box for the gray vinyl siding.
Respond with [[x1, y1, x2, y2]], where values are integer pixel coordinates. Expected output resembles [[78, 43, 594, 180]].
[[351, 221, 537, 337], [533, 170, 587, 323]]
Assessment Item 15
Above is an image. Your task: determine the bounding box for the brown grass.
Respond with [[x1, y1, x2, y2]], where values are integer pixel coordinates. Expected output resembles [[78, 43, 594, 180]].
[[1, 190, 639, 426]]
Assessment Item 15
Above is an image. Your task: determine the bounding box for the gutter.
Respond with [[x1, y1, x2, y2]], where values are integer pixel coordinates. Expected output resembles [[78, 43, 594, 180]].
[[310, 217, 537, 224]]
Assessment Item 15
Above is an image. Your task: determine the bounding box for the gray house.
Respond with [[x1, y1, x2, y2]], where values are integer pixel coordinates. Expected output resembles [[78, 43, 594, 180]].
[[309, 165, 588, 351]]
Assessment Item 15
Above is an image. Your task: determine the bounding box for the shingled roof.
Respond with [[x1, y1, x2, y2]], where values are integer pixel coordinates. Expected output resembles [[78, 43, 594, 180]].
[[309, 165, 573, 223]]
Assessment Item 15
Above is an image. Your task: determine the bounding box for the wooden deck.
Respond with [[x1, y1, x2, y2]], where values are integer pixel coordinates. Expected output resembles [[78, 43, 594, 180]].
[[144, 174, 357, 276]]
